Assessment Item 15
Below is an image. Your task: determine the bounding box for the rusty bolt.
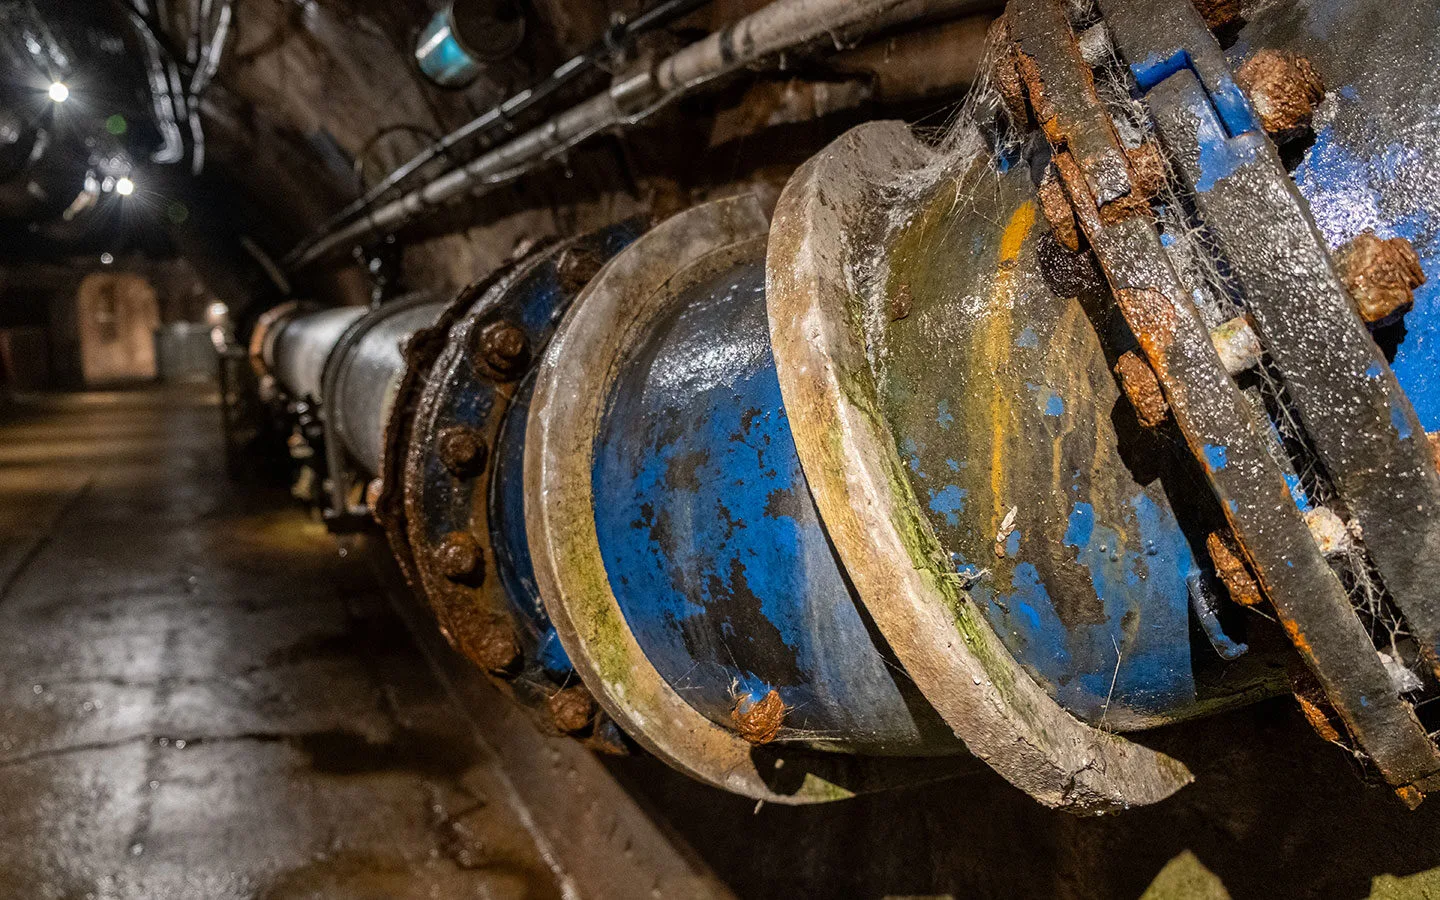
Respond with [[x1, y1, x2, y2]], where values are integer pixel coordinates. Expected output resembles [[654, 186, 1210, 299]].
[[1235, 50, 1325, 139], [547, 685, 597, 734], [556, 245, 606, 297], [1038, 167, 1081, 252], [437, 426, 487, 476], [477, 320, 529, 379], [1194, 0, 1242, 30], [730, 688, 785, 745], [1334, 231, 1426, 326], [437, 531, 483, 582], [469, 621, 520, 673], [1113, 351, 1169, 428], [1206, 531, 1263, 607]]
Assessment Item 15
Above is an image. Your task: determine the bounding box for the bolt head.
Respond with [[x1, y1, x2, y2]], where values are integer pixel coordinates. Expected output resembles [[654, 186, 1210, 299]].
[[437, 426, 486, 475], [437, 531, 483, 582], [1236, 50, 1324, 139], [477, 320, 528, 378]]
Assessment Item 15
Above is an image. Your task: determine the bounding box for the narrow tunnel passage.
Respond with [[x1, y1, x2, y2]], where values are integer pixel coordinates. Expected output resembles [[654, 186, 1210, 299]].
[[0, 387, 566, 898]]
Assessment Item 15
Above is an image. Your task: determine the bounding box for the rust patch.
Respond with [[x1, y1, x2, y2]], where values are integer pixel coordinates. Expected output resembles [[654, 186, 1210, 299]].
[[1113, 350, 1169, 428], [988, 16, 1030, 125], [1125, 142, 1167, 202], [1038, 168, 1081, 252], [1428, 431, 1440, 472], [546, 685, 597, 734], [1014, 48, 1059, 141], [437, 531, 483, 582], [1114, 288, 1178, 353], [1206, 531, 1263, 606], [731, 689, 785, 745], [1395, 784, 1426, 810], [1194, 0, 1242, 29], [1334, 231, 1426, 326], [1291, 667, 1342, 743], [467, 619, 520, 673], [476, 320, 530, 380], [1235, 50, 1325, 138]]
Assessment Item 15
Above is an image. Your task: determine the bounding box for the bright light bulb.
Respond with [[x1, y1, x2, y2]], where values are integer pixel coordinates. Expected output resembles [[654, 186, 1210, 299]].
[[47, 82, 69, 103], [115, 177, 135, 197]]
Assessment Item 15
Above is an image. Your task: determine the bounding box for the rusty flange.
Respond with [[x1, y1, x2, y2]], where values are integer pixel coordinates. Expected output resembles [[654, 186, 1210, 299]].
[[393, 226, 646, 745], [1002, 0, 1440, 795]]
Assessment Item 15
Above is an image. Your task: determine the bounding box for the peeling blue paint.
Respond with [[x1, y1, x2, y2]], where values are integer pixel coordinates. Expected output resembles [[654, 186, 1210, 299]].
[[1203, 443, 1229, 472], [928, 484, 968, 527], [591, 260, 934, 746], [936, 399, 954, 429], [1015, 326, 1039, 349], [1044, 393, 1065, 417]]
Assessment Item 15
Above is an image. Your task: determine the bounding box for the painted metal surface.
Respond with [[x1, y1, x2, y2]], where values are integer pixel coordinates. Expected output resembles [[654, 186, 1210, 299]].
[[526, 195, 972, 802], [403, 227, 639, 687], [1009, 0, 1440, 792], [591, 252, 956, 751], [270, 305, 366, 401], [874, 136, 1280, 728], [327, 298, 446, 478], [766, 119, 1194, 812]]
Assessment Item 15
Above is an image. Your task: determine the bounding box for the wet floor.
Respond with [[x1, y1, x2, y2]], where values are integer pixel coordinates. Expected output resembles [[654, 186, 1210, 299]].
[[0, 388, 567, 899]]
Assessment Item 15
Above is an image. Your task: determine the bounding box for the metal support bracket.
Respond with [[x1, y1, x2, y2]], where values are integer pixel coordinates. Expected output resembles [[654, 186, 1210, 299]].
[[1006, 0, 1440, 794]]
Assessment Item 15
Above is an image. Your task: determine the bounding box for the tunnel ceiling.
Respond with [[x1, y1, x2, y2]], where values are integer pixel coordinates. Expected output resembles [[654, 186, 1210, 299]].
[[2, 0, 992, 317]]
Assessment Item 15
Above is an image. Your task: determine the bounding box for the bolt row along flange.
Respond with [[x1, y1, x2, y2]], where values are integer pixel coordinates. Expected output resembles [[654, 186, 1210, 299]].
[[381, 225, 649, 747], [253, 0, 1440, 812], [990, 0, 1440, 801]]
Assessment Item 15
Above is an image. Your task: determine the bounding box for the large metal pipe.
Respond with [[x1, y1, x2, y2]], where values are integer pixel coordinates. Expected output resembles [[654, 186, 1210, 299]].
[[268, 306, 365, 400], [286, 0, 995, 269], [254, 0, 1440, 813]]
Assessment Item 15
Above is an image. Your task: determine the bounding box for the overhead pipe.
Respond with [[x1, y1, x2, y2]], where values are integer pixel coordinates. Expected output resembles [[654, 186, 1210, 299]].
[[284, 0, 996, 269], [289, 0, 712, 260]]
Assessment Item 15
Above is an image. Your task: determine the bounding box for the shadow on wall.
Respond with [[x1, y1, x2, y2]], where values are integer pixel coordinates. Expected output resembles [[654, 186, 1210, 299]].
[[606, 697, 1440, 899], [75, 272, 160, 386]]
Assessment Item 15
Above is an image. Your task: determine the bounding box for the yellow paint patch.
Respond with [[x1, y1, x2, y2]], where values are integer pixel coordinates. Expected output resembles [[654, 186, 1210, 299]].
[[987, 202, 1038, 532]]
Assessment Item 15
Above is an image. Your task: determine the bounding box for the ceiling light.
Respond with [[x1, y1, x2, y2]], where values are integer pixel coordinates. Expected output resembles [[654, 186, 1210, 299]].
[[115, 177, 135, 196], [47, 82, 69, 103]]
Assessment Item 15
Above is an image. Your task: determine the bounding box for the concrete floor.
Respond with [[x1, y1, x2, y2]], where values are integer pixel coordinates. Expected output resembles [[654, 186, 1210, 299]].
[[0, 388, 571, 899], [7, 387, 1440, 900]]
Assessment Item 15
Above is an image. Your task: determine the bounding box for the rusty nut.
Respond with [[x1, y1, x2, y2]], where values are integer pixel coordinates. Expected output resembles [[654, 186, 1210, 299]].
[[476, 320, 529, 380], [1334, 231, 1426, 327], [547, 685, 597, 734], [1235, 50, 1324, 139], [437, 531, 483, 583], [437, 426, 487, 476], [1113, 351, 1169, 428]]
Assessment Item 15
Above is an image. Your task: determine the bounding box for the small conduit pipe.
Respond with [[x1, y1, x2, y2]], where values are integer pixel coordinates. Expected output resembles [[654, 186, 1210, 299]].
[[285, 0, 996, 269]]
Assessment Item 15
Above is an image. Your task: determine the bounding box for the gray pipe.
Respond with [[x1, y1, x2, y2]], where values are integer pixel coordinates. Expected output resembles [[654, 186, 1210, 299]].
[[269, 306, 366, 400], [288, 0, 994, 268]]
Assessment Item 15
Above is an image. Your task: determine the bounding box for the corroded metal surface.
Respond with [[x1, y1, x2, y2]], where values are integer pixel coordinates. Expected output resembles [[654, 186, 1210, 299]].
[[590, 243, 960, 753], [766, 119, 1194, 812], [401, 227, 640, 743], [870, 134, 1280, 729], [527, 195, 971, 802], [1008, 0, 1440, 793]]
